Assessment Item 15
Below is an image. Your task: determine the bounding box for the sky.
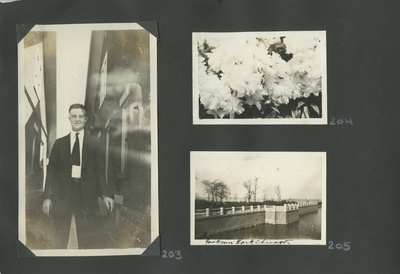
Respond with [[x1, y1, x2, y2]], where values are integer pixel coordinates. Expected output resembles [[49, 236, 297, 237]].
[[192, 152, 325, 201]]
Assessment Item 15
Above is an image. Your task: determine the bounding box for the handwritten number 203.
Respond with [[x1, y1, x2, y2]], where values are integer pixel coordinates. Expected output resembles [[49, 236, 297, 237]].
[[328, 241, 350, 251], [162, 250, 182, 260]]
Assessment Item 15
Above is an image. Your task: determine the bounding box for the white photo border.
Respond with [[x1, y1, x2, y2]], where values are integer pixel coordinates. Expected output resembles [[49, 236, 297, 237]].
[[193, 31, 327, 125], [190, 151, 327, 246], [18, 22, 159, 256]]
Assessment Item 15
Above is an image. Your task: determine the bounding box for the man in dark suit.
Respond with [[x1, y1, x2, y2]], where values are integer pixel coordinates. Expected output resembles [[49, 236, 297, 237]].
[[42, 103, 114, 249]]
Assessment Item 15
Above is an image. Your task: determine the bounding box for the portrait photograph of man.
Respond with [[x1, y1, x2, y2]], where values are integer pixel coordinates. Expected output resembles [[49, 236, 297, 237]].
[[41, 104, 114, 249], [18, 23, 159, 256]]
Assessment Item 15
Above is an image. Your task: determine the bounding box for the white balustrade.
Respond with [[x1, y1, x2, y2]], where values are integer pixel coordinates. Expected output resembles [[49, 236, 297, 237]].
[[202, 201, 319, 217]]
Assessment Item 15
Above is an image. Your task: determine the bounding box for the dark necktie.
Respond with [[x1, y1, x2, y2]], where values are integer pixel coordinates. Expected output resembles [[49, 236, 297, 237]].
[[72, 133, 80, 166]]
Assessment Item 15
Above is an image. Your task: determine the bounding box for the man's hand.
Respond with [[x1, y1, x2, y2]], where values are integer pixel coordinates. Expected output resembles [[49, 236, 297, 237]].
[[42, 199, 52, 216], [102, 197, 114, 211]]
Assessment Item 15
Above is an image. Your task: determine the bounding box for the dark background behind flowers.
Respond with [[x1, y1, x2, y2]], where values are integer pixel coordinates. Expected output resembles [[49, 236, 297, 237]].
[[1, 0, 399, 273]]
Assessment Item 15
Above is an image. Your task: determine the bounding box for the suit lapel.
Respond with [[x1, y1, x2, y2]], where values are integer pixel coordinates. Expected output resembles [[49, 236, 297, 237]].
[[82, 133, 90, 168], [60, 134, 72, 163]]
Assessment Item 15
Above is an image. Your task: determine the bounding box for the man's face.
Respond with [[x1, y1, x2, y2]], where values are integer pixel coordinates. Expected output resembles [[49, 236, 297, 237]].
[[68, 108, 87, 132]]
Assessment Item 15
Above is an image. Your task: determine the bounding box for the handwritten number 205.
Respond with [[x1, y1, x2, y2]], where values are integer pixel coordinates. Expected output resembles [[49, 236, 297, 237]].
[[162, 250, 182, 260], [328, 241, 350, 251]]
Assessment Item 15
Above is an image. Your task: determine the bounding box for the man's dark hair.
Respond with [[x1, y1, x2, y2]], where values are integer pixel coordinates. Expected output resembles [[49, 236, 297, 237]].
[[68, 103, 87, 116]]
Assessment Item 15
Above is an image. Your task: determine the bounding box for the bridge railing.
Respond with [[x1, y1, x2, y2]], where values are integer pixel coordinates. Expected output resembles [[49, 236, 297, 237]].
[[284, 202, 318, 211], [197, 204, 276, 217], [195, 209, 208, 217], [297, 201, 318, 207], [196, 202, 319, 218]]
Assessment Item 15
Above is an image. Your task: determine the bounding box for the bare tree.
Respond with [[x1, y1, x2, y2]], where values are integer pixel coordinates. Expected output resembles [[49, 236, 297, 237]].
[[201, 179, 231, 203], [263, 186, 270, 201], [275, 185, 281, 202], [265, 185, 275, 201], [215, 181, 231, 203], [201, 180, 218, 202], [243, 179, 253, 203], [254, 177, 259, 202]]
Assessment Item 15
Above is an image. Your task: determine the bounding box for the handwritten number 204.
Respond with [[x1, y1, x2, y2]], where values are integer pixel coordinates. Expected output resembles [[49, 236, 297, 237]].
[[162, 250, 182, 260], [330, 117, 353, 125], [328, 241, 350, 251]]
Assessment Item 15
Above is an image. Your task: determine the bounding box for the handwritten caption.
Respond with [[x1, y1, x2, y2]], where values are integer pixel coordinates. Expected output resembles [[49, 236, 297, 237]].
[[161, 250, 182, 260], [330, 117, 353, 126], [205, 239, 291, 245], [328, 241, 350, 251]]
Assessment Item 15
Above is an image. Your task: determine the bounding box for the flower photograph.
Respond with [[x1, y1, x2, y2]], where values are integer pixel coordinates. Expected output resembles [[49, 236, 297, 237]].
[[193, 31, 327, 125]]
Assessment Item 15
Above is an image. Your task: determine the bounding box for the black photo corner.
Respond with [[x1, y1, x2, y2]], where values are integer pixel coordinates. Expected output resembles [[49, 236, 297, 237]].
[[1, 0, 399, 273]]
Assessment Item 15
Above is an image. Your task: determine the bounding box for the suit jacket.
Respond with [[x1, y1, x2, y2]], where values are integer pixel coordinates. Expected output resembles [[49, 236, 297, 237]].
[[44, 132, 108, 216]]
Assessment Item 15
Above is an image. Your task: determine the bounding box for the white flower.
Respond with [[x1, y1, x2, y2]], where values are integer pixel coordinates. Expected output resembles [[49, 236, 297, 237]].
[[224, 95, 245, 118], [197, 33, 323, 118], [198, 67, 231, 111]]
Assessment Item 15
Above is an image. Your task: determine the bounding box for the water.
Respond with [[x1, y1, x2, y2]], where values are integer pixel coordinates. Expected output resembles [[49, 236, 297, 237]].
[[206, 208, 321, 240]]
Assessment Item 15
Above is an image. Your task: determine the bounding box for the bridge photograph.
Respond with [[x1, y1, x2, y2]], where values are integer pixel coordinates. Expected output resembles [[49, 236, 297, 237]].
[[190, 151, 326, 245]]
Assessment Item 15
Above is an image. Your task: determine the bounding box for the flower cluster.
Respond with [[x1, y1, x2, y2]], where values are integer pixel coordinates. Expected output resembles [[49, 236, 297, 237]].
[[197, 34, 323, 119]]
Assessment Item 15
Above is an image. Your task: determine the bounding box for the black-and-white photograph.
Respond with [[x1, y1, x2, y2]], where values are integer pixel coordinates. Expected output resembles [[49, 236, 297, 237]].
[[191, 152, 326, 245], [18, 23, 158, 256], [193, 31, 327, 125]]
